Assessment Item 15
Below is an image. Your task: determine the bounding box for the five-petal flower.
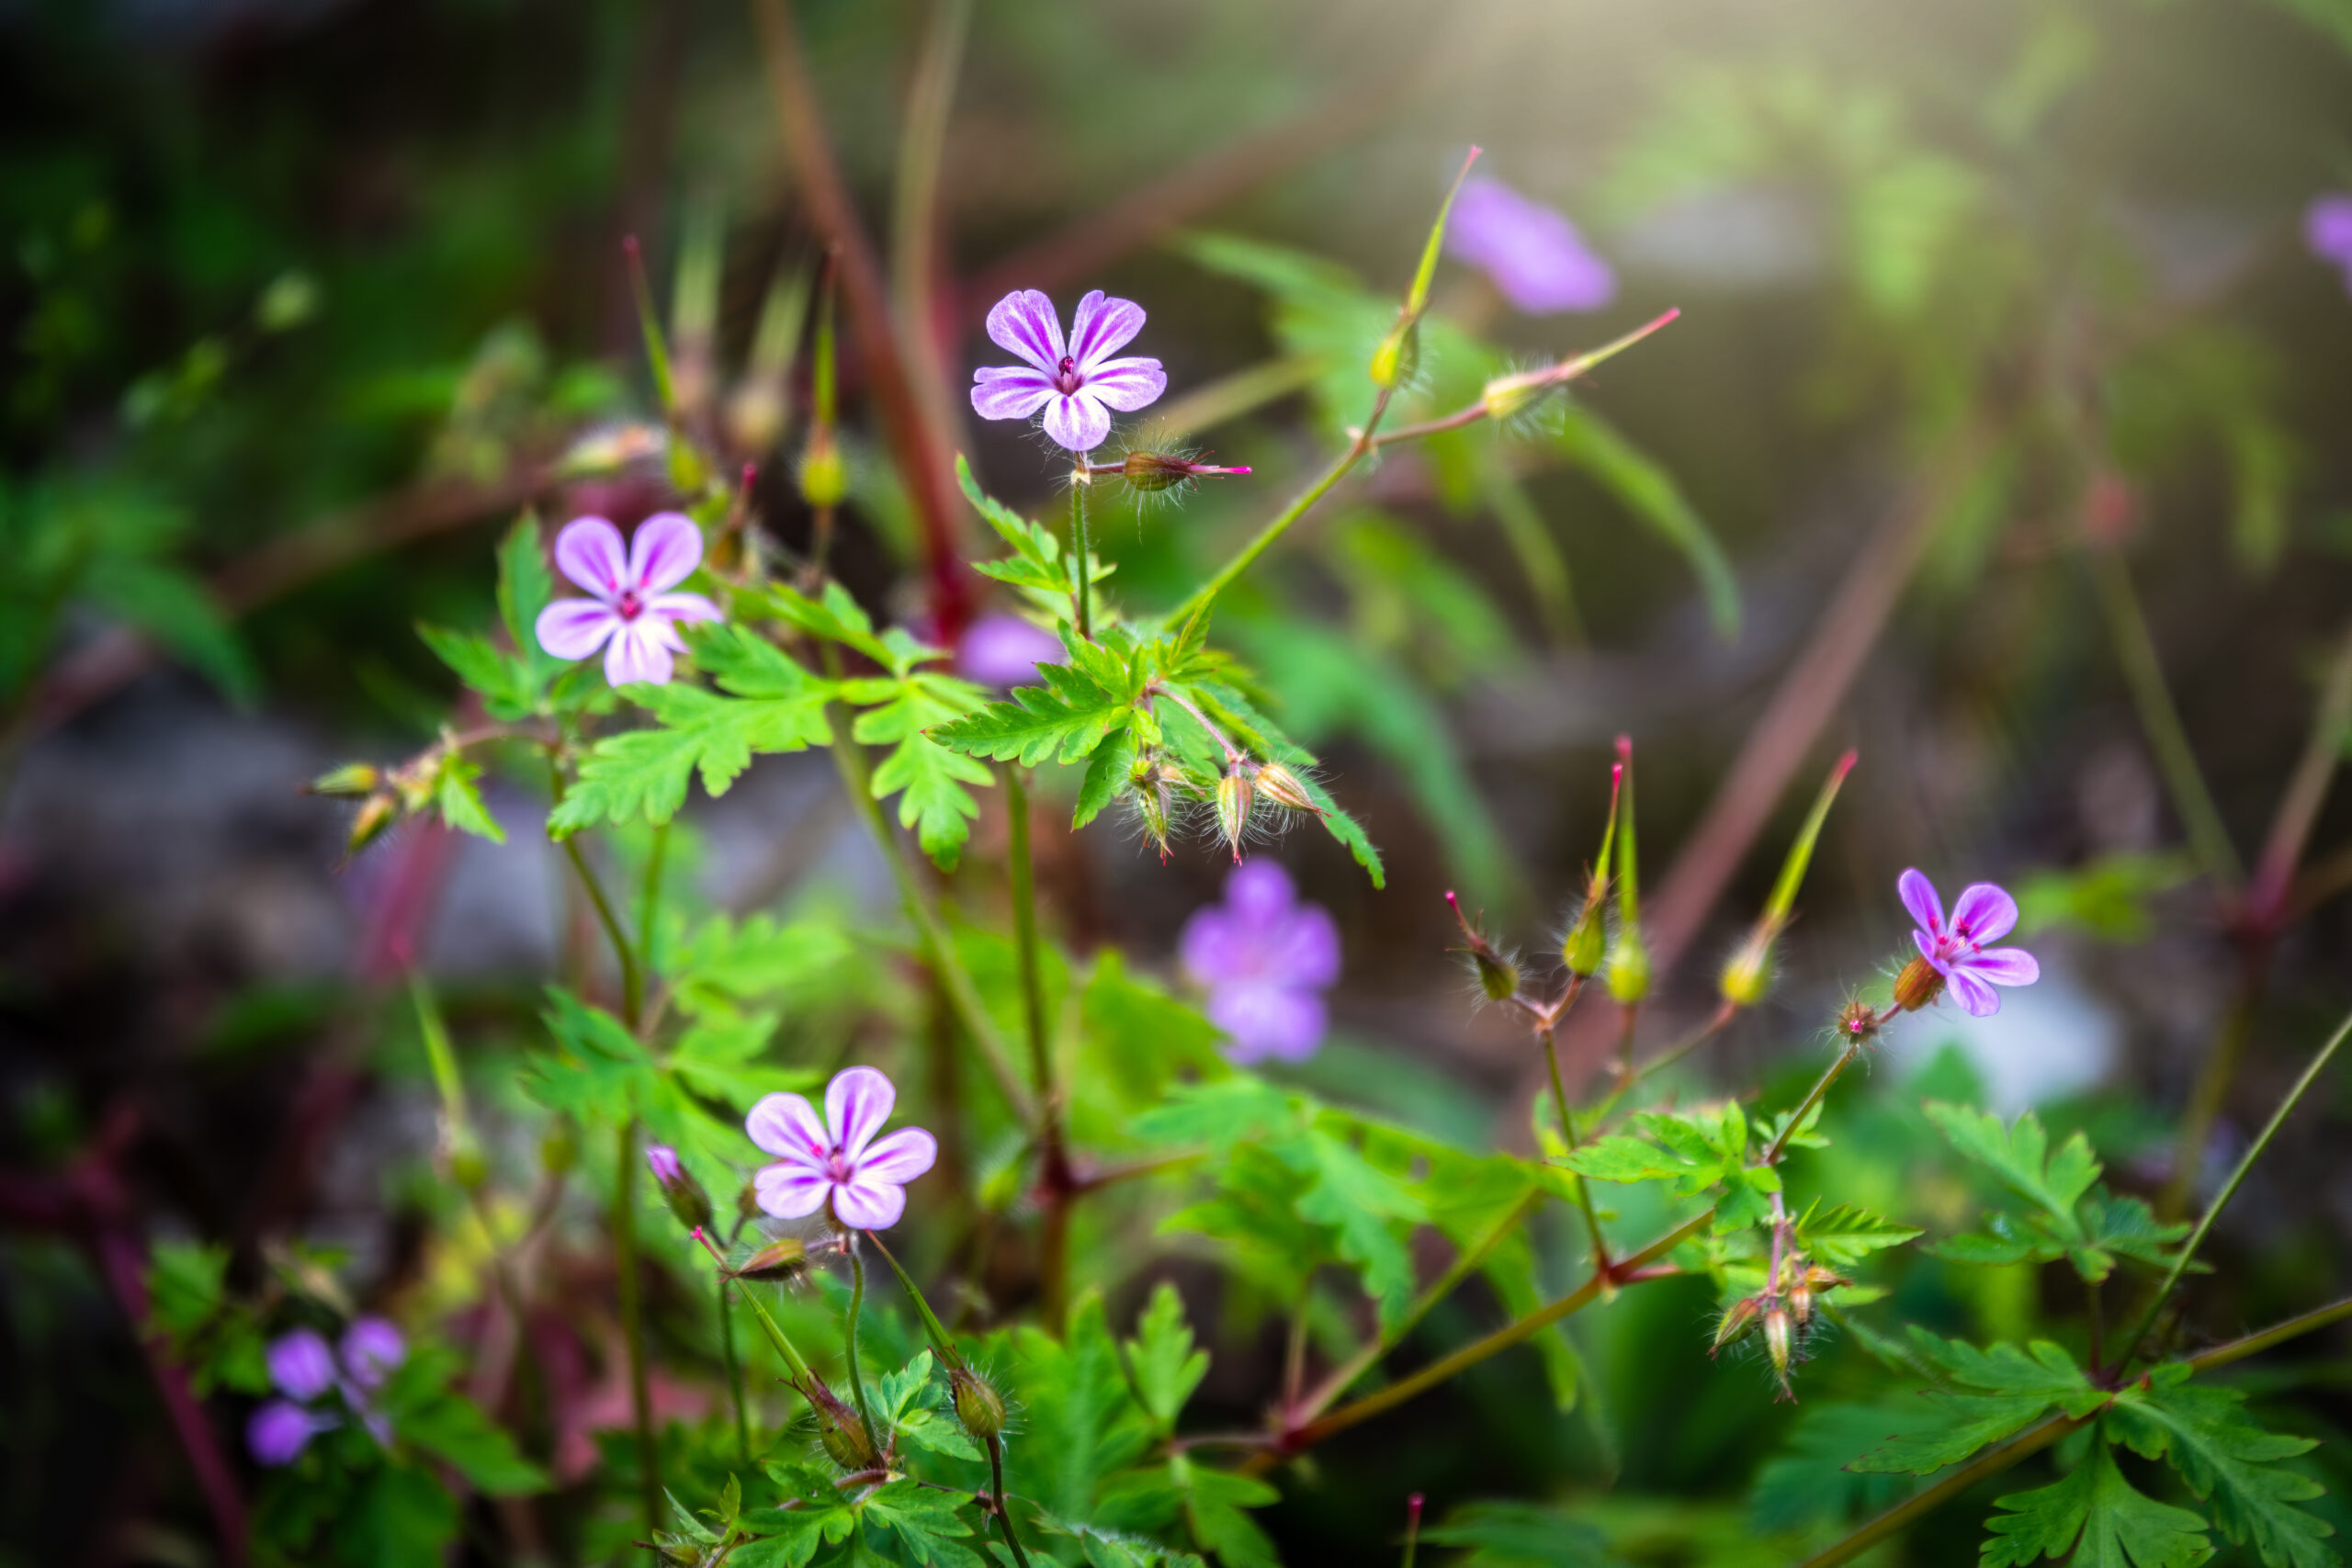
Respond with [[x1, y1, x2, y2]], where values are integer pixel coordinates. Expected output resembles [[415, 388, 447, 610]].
[[970, 288, 1167, 452], [1180, 861, 1342, 1064], [746, 1066, 938, 1230], [1897, 869, 2040, 1018], [534, 513, 723, 687]]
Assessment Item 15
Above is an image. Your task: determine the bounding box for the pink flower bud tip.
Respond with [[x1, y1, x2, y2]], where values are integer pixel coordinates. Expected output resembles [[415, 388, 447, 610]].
[[1615, 735, 1634, 763]]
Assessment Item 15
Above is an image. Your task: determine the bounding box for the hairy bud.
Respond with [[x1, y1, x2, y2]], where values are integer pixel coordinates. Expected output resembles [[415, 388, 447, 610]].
[[949, 1366, 1006, 1440], [645, 1144, 713, 1233], [798, 426, 846, 508], [1214, 766, 1254, 862], [1369, 321, 1420, 390], [1117, 450, 1252, 492], [345, 792, 399, 858], [1763, 1306, 1794, 1393], [1836, 999, 1882, 1048], [1710, 1295, 1759, 1358], [812, 1385, 879, 1472], [730, 1237, 810, 1284], [1892, 955, 1944, 1013], [1480, 368, 1552, 423], [1603, 931, 1651, 1006], [1719, 934, 1771, 1010], [1473, 947, 1521, 1002], [308, 761, 380, 798], [1252, 761, 1322, 817]]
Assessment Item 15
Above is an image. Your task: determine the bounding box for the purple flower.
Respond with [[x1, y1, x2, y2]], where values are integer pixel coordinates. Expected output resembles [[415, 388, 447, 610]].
[[534, 513, 723, 687], [1898, 869, 2041, 1018], [339, 1317, 406, 1392], [266, 1327, 338, 1404], [1180, 862, 1341, 1064], [745, 1066, 938, 1230], [248, 1399, 338, 1466], [1445, 176, 1616, 315], [2304, 194, 2352, 292], [957, 613, 1065, 688], [970, 289, 1167, 453], [644, 1144, 684, 1185]]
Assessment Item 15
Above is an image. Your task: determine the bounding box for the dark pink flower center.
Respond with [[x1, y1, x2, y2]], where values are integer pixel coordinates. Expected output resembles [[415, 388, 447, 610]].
[[826, 1151, 854, 1183], [616, 590, 643, 621], [1053, 355, 1084, 395]]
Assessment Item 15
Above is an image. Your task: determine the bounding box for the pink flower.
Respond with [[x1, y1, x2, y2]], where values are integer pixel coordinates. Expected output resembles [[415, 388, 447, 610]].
[[248, 1400, 338, 1466], [1897, 869, 2041, 1018], [644, 1144, 684, 1185], [338, 1317, 405, 1392], [970, 289, 1167, 452], [745, 1066, 938, 1230], [534, 513, 722, 686], [957, 612, 1065, 688], [1445, 176, 1616, 315], [1180, 861, 1342, 1064], [2305, 194, 2352, 294]]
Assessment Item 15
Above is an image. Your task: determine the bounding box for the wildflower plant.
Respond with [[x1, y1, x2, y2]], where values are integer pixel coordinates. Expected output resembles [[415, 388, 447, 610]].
[[93, 24, 2352, 1568]]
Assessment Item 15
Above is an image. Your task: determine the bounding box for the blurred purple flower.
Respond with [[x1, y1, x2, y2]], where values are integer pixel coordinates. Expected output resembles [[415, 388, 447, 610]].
[[1898, 869, 2041, 1018], [1180, 862, 1341, 1064], [266, 1327, 338, 1403], [746, 1066, 939, 1230], [958, 613, 1065, 688], [535, 513, 723, 687], [644, 1144, 684, 1185], [2304, 194, 2352, 292], [248, 1399, 338, 1466], [970, 289, 1167, 452], [1445, 176, 1617, 315], [339, 1317, 406, 1392]]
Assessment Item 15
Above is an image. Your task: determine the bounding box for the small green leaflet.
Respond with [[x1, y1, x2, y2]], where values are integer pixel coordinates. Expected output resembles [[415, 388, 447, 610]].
[[1925, 1102, 2101, 1225], [930, 660, 1136, 767], [434, 752, 504, 843], [1747, 1403, 1921, 1533], [956, 454, 1078, 596], [1125, 1283, 1210, 1435], [1924, 1103, 2186, 1283], [1849, 1330, 2105, 1475], [851, 668, 993, 869], [1983, 1439, 2212, 1568], [548, 625, 833, 833], [2108, 1382, 2335, 1568], [1419, 1501, 1620, 1568], [416, 516, 574, 721], [1792, 1201, 1921, 1270]]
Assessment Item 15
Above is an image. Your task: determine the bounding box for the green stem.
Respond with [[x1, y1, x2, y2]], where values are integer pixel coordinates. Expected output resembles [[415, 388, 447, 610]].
[[2118, 998, 2352, 1366], [613, 1119, 660, 1539], [735, 1280, 817, 1388], [564, 838, 644, 1027], [1760, 1042, 1860, 1166], [1542, 1026, 1611, 1271], [2187, 1292, 2352, 1373], [823, 705, 1038, 1124], [864, 1231, 964, 1370], [1280, 1208, 1707, 1454], [2158, 960, 2267, 1222], [1070, 477, 1093, 641], [1001, 762, 1072, 1334], [2089, 547, 2242, 890], [844, 1244, 884, 1460], [1164, 434, 1373, 635], [718, 1276, 751, 1466], [986, 1436, 1036, 1568], [636, 821, 669, 983]]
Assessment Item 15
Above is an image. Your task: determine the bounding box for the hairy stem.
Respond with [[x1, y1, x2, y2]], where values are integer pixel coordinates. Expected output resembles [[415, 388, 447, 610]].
[[1070, 476, 1093, 642], [823, 705, 1038, 1122], [1793, 1414, 2084, 1568], [1760, 1042, 1860, 1166], [719, 1275, 751, 1465], [986, 1435, 1036, 1568], [1542, 1024, 1611, 1272], [865, 1230, 965, 1369], [1001, 764, 1071, 1332], [564, 838, 644, 1027], [2120, 998, 2352, 1366], [637, 821, 668, 980], [844, 1244, 884, 1459], [613, 1119, 661, 1539]]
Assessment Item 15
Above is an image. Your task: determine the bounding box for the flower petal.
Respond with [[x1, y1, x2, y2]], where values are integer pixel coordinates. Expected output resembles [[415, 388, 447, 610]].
[[340, 1319, 406, 1389], [1963, 947, 2040, 987], [1914, 928, 1946, 970], [825, 1066, 897, 1159], [1897, 868, 1944, 936], [753, 1163, 832, 1219], [854, 1127, 937, 1186], [829, 1175, 907, 1230], [1262, 902, 1342, 991], [970, 366, 1058, 422], [1947, 882, 2019, 945], [1180, 907, 1249, 987], [267, 1328, 338, 1402], [746, 1092, 830, 1160], [1225, 861, 1296, 924], [985, 289, 1065, 373], [1041, 390, 1112, 452], [248, 1401, 335, 1466], [629, 512, 705, 594], [1081, 355, 1166, 412], [1945, 966, 2000, 1017], [1208, 982, 1328, 1064], [554, 515, 629, 598], [537, 598, 620, 660], [1067, 289, 1145, 369], [605, 620, 675, 687], [648, 591, 723, 629]]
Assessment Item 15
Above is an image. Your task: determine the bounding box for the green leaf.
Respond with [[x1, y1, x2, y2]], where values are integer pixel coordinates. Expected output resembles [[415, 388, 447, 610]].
[[1984, 1440, 2213, 1568], [396, 1387, 548, 1495], [957, 454, 1075, 595], [1419, 1501, 1618, 1568], [2071, 1190, 2191, 1283], [1074, 724, 1137, 830], [1287, 1125, 1427, 1326], [855, 672, 993, 869], [1555, 403, 1739, 640], [495, 514, 559, 668], [434, 753, 505, 843], [1748, 1404, 1922, 1533], [1005, 1292, 1156, 1525], [548, 626, 833, 832], [1793, 1201, 1922, 1271], [932, 663, 1134, 767], [1167, 1455, 1280, 1568], [2014, 852, 2197, 943], [1125, 1283, 1210, 1433], [417, 623, 526, 712], [347, 1462, 461, 1568], [1923, 1102, 2099, 1235], [2109, 1383, 2335, 1568], [1849, 1331, 2103, 1475]]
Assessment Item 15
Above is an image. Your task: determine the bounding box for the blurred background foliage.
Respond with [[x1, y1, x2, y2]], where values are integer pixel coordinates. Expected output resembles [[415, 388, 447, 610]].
[[4, 0, 2352, 1563]]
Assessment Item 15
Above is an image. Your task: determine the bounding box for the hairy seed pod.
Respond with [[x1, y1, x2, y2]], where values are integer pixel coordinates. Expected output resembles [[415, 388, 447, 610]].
[[345, 793, 399, 857], [731, 1238, 810, 1283], [1837, 999, 1883, 1047], [1719, 932, 1772, 1009], [798, 427, 847, 508], [1711, 1295, 1760, 1358], [1892, 955, 1945, 1013], [1764, 1306, 1794, 1384], [950, 1367, 1006, 1440], [1480, 368, 1551, 423], [1253, 761, 1321, 816], [810, 1385, 878, 1472], [308, 761, 380, 798], [1214, 767, 1254, 862], [1473, 946, 1521, 1003]]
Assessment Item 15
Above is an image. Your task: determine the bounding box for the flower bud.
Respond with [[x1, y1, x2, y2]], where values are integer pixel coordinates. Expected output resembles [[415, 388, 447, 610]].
[[345, 792, 399, 858], [1836, 999, 1882, 1048], [645, 1144, 713, 1233], [737, 1178, 765, 1224], [1719, 934, 1771, 1010], [1603, 931, 1650, 1006], [1118, 451, 1251, 492], [1892, 955, 1944, 1012], [1562, 910, 1606, 976], [1214, 765, 1254, 863], [1253, 761, 1321, 817], [811, 1384, 879, 1472], [1480, 368, 1552, 423], [1473, 947, 1520, 1002], [308, 761, 380, 798], [949, 1367, 1005, 1440], [1710, 1295, 1759, 1358], [1763, 1306, 1794, 1390], [798, 427, 847, 508], [1369, 321, 1420, 390], [724, 381, 786, 457], [729, 1237, 810, 1283]]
